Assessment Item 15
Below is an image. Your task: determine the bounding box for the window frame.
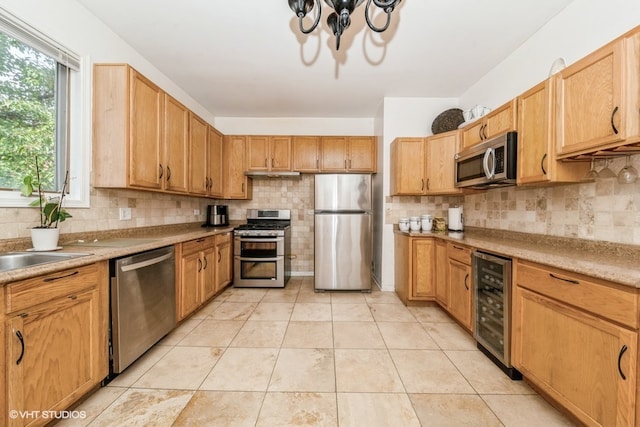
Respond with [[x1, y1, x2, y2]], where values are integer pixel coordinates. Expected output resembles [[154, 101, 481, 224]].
[[0, 6, 89, 208]]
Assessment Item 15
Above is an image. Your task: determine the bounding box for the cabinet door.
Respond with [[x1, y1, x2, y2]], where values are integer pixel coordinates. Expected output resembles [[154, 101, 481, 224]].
[[208, 127, 224, 198], [412, 239, 435, 299], [390, 138, 426, 195], [518, 80, 553, 184], [270, 136, 292, 171], [461, 120, 484, 149], [201, 247, 216, 302], [348, 136, 376, 172], [129, 69, 163, 189], [163, 95, 189, 193], [448, 258, 472, 331], [292, 136, 320, 172], [321, 136, 348, 171], [513, 287, 636, 427], [557, 40, 624, 157], [7, 289, 102, 426], [435, 240, 449, 307], [189, 114, 209, 195], [224, 136, 252, 199], [426, 131, 462, 194], [247, 136, 270, 171], [483, 99, 516, 140], [215, 232, 233, 292], [178, 251, 201, 320]]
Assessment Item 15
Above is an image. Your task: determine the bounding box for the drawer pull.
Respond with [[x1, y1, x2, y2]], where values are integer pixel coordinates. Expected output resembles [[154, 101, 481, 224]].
[[549, 273, 579, 285], [43, 270, 79, 283], [464, 273, 469, 290], [453, 245, 465, 251], [618, 344, 628, 380], [16, 330, 25, 365]]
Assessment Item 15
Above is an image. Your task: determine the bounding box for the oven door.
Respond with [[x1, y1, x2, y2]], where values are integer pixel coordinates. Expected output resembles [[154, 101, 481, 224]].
[[235, 236, 284, 258], [233, 236, 285, 287]]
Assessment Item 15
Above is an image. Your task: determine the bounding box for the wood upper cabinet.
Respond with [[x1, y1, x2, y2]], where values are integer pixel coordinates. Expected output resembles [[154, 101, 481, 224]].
[[461, 99, 517, 149], [208, 127, 224, 198], [93, 64, 164, 190], [292, 136, 320, 172], [394, 233, 435, 304], [188, 113, 209, 195], [5, 263, 108, 427], [224, 136, 252, 199], [513, 260, 638, 426], [517, 79, 590, 185], [426, 130, 463, 194], [447, 243, 473, 331], [247, 136, 292, 172], [320, 136, 376, 172], [163, 95, 190, 193], [556, 28, 640, 158], [390, 138, 426, 195]]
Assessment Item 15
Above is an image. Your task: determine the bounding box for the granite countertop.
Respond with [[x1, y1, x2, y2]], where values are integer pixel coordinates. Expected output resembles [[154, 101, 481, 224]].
[[395, 227, 640, 289], [0, 222, 238, 286]]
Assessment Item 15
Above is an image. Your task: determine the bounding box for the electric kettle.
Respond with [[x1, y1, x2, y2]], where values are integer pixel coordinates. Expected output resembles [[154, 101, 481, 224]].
[[448, 206, 464, 232]]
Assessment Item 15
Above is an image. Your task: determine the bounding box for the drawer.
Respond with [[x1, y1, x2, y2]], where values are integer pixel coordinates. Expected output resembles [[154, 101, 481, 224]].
[[182, 237, 214, 255], [6, 263, 98, 314], [516, 260, 638, 328], [215, 231, 232, 245], [447, 242, 472, 265]]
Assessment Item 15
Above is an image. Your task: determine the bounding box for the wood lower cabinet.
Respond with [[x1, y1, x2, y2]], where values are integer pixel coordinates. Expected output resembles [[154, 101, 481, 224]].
[[4, 263, 109, 427], [435, 239, 449, 308], [513, 260, 638, 426], [447, 243, 473, 331], [214, 232, 233, 293], [320, 136, 376, 172], [177, 237, 216, 320], [394, 233, 435, 304], [461, 99, 516, 149]]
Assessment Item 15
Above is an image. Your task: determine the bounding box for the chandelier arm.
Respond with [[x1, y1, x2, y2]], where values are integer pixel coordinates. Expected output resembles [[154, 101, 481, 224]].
[[298, 0, 322, 34], [371, 0, 400, 9], [365, 0, 392, 32]]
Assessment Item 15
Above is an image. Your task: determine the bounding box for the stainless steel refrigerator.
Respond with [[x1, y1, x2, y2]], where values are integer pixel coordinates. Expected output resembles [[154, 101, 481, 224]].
[[314, 174, 372, 291]]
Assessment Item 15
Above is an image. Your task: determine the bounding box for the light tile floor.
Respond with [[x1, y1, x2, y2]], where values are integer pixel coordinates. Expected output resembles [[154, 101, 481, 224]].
[[60, 277, 578, 426]]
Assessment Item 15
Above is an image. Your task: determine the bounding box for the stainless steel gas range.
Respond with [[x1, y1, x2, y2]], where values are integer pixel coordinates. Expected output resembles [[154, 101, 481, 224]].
[[233, 209, 291, 288]]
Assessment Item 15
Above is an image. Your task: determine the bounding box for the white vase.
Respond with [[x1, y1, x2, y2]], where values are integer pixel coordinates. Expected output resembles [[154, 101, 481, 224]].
[[30, 228, 60, 251]]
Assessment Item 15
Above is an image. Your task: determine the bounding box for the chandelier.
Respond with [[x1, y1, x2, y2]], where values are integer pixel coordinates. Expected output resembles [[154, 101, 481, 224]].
[[288, 0, 403, 50]]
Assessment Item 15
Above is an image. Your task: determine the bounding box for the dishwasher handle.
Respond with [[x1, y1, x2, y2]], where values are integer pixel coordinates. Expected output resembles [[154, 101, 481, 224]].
[[120, 251, 174, 273]]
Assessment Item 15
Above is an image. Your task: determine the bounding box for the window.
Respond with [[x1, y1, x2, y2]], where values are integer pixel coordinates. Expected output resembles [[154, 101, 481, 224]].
[[0, 7, 86, 207]]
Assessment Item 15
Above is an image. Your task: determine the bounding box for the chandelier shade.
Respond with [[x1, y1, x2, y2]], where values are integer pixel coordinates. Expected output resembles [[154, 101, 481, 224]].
[[288, 0, 402, 50]]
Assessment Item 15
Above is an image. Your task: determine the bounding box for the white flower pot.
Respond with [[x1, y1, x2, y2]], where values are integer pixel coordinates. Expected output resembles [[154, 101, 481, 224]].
[[30, 228, 60, 251]]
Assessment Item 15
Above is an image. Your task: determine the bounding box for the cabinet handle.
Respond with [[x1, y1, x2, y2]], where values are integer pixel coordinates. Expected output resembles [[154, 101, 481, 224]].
[[166, 166, 172, 181], [218, 251, 222, 263], [344, 159, 347, 169], [421, 179, 424, 191], [349, 159, 352, 169], [264, 158, 268, 167], [464, 273, 469, 290], [549, 273, 579, 285], [68, 295, 77, 300], [242, 182, 245, 192], [540, 153, 548, 175], [203, 256, 208, 270], [452, 245, 465, 251], [618, 344, 628, 380], [197, 258, 202, 272], [271, 158, 275, 168], [16, 330, 25, 365], [611, 106, 619, 135], [316, 159, 319, 169], [159, 164, 164, 179], [478, 125, 483, 140], [426, 178, 430, 191], [43, 270, 79, 283]]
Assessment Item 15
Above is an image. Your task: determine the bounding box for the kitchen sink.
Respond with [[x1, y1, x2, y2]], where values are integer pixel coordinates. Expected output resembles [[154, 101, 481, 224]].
[[0, 252, 90, 273]]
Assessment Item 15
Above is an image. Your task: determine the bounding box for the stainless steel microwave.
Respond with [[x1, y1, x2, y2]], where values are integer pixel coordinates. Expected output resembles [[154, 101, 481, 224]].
[[455, 131, 517, 189]]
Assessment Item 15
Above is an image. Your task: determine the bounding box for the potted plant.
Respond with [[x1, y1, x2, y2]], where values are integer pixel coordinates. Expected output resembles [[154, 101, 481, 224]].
[[20, 157, 72, 250]]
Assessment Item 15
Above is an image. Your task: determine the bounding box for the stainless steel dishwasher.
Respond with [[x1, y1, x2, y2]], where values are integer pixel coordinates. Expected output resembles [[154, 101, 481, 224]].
[[110, 245, 176, 374]]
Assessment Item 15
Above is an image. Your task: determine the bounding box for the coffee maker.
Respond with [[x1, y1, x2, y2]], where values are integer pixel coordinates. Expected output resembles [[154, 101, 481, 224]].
[[202, 205, 229, 227]]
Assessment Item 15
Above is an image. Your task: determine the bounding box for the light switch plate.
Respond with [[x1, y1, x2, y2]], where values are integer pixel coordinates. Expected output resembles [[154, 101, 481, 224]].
[[119, 207, 132, 220]]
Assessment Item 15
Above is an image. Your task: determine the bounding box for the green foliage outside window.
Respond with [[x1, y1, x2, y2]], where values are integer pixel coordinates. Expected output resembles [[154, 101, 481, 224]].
[[0, 31, 56, 191]]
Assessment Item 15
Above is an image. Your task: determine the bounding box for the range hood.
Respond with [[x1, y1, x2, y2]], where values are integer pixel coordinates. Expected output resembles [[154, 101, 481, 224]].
[[244, 171, 301, 179]]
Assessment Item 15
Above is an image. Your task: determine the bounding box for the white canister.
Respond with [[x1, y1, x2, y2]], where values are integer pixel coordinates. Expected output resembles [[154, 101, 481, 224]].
[[409, 216, 421, 231], [399, 218, 410, 232], [421, 214, 433, 231]]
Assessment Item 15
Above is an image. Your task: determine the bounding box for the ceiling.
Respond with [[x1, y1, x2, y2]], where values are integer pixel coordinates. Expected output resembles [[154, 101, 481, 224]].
[[75, 0, 575, 119]]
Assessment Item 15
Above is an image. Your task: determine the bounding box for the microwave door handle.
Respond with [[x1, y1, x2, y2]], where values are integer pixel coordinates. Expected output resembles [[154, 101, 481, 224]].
[[483, 148, 495, 179]]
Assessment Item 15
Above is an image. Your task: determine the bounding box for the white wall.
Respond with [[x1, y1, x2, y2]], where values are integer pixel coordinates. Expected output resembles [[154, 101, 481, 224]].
[[460, 0, 640, 110], [213, 117, 374, 136]]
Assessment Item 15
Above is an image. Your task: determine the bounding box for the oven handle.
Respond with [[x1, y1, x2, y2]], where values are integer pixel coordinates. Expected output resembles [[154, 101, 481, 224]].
[[235, 237, 284, 243], [235, 256, 284, 262]]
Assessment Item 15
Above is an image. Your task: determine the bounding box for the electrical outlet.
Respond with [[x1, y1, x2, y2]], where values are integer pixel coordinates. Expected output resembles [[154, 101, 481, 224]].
[[194, 209, 200, 215], [119, 207, 132, 220]]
